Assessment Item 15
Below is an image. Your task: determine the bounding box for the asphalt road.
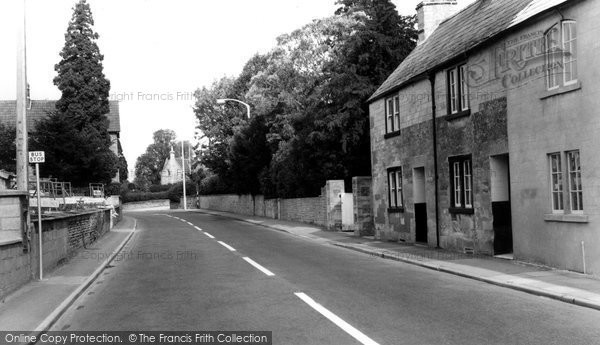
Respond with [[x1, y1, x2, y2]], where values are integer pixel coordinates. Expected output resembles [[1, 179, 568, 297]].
[[51, 211, 600, 345]]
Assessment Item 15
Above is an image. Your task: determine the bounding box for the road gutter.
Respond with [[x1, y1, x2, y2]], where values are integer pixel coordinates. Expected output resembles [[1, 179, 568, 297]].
[[31, 220, 138, 342], [332, 242, 600, 312]]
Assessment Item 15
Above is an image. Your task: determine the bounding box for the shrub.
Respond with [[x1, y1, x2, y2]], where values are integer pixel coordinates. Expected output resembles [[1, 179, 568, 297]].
[[149, 184, 172, 192], [121, 191, 169, 203], [167, 181, 196, 203], [106, 182, 122, 196]]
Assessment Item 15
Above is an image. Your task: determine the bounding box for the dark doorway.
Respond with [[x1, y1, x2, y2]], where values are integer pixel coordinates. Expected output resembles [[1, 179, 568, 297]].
[[490, 154, 513, 255], [413, 167, 427, 244]]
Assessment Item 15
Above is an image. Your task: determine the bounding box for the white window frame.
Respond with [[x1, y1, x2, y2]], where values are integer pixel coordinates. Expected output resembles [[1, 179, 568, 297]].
[[385, 95, 400, 134], [562, 20, 578, 86], [460, 65, 470, 111], [448, 64, 469, 114], [545, 25, 560, 90], [449, 69, 458, 114], [453, 162, 461, 207], [388, 168, 403, 209], [450, 156, 473, 210], [463, 160, 472, 208], [549, 153, 564, 213], [567, 150, 583, 214]]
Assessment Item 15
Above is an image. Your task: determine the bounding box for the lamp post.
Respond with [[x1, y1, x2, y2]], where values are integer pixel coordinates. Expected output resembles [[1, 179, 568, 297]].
[[216, 98, 251, 119]]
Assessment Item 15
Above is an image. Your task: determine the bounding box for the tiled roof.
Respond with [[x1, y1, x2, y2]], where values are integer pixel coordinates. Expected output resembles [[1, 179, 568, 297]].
[[369, 0, 570, 102], [0, 100, 120, 133]]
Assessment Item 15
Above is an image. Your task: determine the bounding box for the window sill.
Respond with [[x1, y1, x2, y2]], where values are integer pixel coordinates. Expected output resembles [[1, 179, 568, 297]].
[[388, 207, 404, 213], [384, 131, 401, 139], [448, 207, 474, 215], [540, 81, 582, 100], [544, 213, 588, 223], [444, 109, 471, 121]]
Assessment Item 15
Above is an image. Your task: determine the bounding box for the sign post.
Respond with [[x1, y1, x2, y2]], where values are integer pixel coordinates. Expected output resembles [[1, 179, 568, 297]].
[[29, 151, 45, 280]]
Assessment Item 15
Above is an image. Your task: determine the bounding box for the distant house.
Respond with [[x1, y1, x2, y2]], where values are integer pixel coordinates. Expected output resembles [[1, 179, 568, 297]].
[[0, 100, 122, 182], [368, 0, 600, 274], [160, 147, 190, 185]]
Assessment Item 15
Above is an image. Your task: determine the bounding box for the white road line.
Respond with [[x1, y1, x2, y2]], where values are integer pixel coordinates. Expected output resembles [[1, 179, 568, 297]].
[[242, 257, 275, 276], [194, 226, 203, 231], [203, 232, 215, 239], [217, 241, 236, 252], [294, 292, 380, 345]]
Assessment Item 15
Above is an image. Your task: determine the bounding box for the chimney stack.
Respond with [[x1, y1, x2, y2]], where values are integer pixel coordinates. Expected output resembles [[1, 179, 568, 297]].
[[416, 0, 459, 44]]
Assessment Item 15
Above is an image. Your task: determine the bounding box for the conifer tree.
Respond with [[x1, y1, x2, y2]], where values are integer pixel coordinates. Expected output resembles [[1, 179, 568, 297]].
[[33, 0, 117, 186]]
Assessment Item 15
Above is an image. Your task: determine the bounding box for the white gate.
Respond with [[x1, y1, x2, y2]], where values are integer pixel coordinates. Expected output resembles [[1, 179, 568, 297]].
[[341, 193, 354, 227]]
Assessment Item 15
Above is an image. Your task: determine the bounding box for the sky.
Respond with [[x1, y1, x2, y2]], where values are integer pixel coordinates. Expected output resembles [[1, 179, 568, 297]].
[[0, 0, 475, 178]]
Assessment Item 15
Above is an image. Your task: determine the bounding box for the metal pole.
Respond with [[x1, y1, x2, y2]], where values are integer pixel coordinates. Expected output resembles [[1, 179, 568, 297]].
[[181, 140, 187, 210], [16, 0, 28, 191], [36, 163, 43, 280]]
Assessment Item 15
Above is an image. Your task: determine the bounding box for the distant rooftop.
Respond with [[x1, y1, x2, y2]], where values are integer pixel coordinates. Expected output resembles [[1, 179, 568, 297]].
[[0, 100, 120, 133]]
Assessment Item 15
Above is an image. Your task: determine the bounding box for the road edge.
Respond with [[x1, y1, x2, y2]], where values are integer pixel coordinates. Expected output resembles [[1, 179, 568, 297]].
[[30, 219, 137, 342], [332, 242, 600, 312]]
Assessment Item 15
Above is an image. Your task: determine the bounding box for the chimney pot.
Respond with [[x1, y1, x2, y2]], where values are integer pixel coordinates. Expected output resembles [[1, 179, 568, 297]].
[[416, 0, 459, 44]]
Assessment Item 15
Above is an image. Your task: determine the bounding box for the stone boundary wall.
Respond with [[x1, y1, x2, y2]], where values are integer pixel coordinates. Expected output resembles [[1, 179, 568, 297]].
[[192, 194, 327, 227], [122, 199, 170, 211], [279, 197, 326, 226], [1, 208, 115, 300]]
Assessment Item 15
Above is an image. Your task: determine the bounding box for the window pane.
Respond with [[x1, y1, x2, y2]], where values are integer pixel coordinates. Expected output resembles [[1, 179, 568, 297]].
[[546, 27, 559, 89], [396, 170, 403, 207], [387, 99, 393, 132], [460, 65, 469, 111], [453, 162, 461, 207], [394, 96, 400, 131], [449, 69, 457, 113], [567, 151, 583, 212], [463, 160, 472, 207], [390, 171, 397, 207], [563, 21, 577, 83], [549, 153, 564, 211]]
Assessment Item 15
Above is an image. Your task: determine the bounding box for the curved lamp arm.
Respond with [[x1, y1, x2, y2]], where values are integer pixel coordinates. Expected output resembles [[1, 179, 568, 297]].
[[216, 98, 251, 119]]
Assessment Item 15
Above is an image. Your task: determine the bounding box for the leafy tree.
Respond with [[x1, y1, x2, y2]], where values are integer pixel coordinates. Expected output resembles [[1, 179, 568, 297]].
[[228, 115, 271, 195], [0, 123, 16, 172], [33, 0, 117, 186], [193, 1, 417, 198], [133, 129, 177, 190]]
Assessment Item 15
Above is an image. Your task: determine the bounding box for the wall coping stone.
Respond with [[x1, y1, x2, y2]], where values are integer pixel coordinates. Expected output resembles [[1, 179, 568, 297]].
[[0, 191, 28, 197]]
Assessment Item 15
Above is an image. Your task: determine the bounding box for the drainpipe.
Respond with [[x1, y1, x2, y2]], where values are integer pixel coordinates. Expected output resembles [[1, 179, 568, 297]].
[[430, 73, 441, 248]]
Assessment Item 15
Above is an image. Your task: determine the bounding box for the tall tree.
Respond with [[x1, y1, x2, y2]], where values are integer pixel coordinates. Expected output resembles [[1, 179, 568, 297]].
[[133, 129, 177, 189], [54, 0, 111, 130], [33, 0, 117, 186], [0, 123, 16, 172]]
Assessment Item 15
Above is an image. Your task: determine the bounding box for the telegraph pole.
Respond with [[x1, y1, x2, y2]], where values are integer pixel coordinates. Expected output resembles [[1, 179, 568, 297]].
[[181, 140, 187, 210], [16, 0, 29, 191]]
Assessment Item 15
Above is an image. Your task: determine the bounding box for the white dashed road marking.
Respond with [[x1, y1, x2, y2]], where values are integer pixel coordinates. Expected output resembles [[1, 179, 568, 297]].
[[242, 257, 275, 276], [295, 292, 380, 345], [194, 226, 203, 231], [217, 241, 236, 252], [203, 232, 215, 239]]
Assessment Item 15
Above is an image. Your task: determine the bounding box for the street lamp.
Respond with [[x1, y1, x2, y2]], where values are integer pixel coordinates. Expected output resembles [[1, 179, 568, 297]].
[[216, 98, 251, 119]]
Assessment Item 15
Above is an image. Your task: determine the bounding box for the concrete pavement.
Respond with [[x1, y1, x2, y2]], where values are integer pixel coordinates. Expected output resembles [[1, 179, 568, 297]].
[[187, 208, 600, 312], [0, 216, 136, 334]]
